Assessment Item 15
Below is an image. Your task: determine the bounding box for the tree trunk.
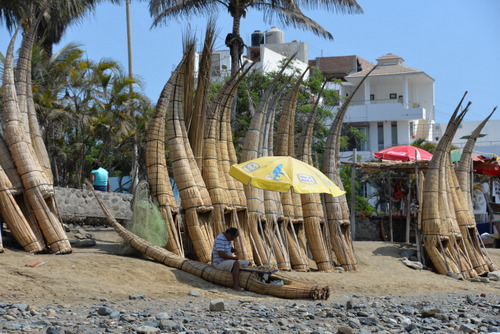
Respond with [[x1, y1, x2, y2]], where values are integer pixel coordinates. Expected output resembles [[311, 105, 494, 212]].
[[229, 15, 243, 75]]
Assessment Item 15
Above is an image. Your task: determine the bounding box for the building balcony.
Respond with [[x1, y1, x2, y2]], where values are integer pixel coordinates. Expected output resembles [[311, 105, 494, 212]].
[[343, 99, 426, 123]]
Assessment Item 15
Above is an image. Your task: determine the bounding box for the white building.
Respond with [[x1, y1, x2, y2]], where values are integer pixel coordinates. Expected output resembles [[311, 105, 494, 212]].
[[205, 27, 309, 80], [436, 119, 500, 156], [332, 53, 436, 161]]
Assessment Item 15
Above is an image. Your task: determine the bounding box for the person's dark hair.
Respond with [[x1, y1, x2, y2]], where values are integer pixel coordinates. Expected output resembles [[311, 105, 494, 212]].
[[225, 227, 239, 238], [91, 161, 100, 170]]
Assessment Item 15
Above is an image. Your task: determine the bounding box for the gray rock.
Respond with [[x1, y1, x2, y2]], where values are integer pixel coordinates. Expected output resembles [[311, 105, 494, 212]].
[[97, 307, 113, 316], [337, 325, 356, 334], [400, 257, 423, 270], [209, 299, 225, 311], [421, 308, 441, 317], [135, 325, 160, 334], [155, 312, 169, 320], [458, 323, 476, 333], [109, 311, 120, 319], [129, 294, 146, 300], [189, 290, 201, 297], [46, 327, 61, 334], [222, 329, 250, 333], [487, 270, 500, 281], [72, 239, 96, 247]]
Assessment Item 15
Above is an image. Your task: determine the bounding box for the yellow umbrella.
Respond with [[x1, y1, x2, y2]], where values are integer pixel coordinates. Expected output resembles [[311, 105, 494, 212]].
[[229, 156, 345, 197]]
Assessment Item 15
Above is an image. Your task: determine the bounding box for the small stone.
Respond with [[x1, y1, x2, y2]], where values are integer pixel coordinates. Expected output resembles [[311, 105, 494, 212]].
[[97, 307, 113, 316], [446, 272, 460, 280], [189, 290, 201, 297], [337, 325, 356, 334], [135, 325, 160, 334], [458, 323, 476, 333], [155, 312, 169, 320], [46, 327, 61, 334], [129, 294, 146, 300], [421, 308, 441, 317], [487, 270, 500, 281], [210, 299, 225, 311]]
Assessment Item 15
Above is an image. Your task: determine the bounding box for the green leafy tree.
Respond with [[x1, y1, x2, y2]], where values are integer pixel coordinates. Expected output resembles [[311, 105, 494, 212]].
[[411, 137, 438, 154], [148, 0, 362, 74], [28, 42, 152, 188]]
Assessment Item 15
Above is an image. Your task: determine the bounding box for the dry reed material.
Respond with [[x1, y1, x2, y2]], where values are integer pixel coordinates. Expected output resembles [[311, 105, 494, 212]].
[[3, 30, 70, 254], [421, 93, 480, 278], [203, 69, 241, 235], [92, 187, 330, 300], [167, 41, 213, 263], [297, 80, 333, 272], [14, 21, 53, 188], [323, 67, 376, 271], [22, 37, 53, 185], [239, 60, 295, 266], [145, 59, 182, 256], [275, 70, 306, 223], [0, 136, 23, 195], [456, 108, 496, 212], [0, 166, 45, 252], [187, 22, 215, 170]]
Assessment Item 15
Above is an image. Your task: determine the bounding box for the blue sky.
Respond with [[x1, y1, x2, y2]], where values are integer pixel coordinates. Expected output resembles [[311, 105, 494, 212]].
[[1, 0, 499, 123]]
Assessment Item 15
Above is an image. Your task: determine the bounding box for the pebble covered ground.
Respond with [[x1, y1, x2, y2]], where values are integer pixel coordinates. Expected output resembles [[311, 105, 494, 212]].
[[1, 290, 499, 334]]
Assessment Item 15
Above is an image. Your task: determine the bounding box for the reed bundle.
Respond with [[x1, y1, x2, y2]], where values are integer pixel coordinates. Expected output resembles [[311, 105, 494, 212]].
[[2, 29, 70, 254], [456, 109, 496, 212], [297, 80, 333, 272], [0, 166, 45, 252], [323, 67, 376, 271], [167, 40, 213, 263], [93, 187, 330, 300], [421, 93, 477, 278], [0, 136, 23, 195], [203, 64, 254, 262], [145, 59, 183, 256], [239, 61, 296, 267], [273, 75, 309, 271]]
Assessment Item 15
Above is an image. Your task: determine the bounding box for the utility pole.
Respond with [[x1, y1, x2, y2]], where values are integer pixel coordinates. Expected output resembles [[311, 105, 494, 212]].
[[126, 0, 139, 191]]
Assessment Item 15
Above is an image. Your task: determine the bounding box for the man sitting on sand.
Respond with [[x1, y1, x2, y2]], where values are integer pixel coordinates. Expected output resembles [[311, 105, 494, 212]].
[[212, 227, 250, 291]]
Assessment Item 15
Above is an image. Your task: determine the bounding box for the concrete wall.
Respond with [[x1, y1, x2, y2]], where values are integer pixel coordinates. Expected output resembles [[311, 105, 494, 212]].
[[54, 187, 132, 224]]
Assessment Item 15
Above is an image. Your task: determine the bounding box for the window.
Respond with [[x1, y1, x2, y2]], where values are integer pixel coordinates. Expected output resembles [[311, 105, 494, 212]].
[[340, 123, 369, 152], [389, 93, 397, 99], [391, 121, 397, 146], [370, 94, 374, 101], [378, 122, 384, 150], [211, 53, 221, 76]]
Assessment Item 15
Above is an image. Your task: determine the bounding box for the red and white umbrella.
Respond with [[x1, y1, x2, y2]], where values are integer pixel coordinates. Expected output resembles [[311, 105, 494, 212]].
[[374, 145, 433, 162]]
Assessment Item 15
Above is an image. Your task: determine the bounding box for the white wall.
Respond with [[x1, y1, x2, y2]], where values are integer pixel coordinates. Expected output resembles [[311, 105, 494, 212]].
[[343, 103, 425, 123], [258, 47, 309, 78], [438, 119, 500, 156]]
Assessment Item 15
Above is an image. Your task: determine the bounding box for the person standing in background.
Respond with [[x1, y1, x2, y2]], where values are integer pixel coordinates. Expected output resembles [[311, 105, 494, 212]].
[[90, 161, 110, 192]]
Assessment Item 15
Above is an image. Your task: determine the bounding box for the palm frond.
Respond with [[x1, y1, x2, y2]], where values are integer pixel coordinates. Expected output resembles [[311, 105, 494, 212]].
[[257, 2, 334, 39], [149, 0, 222, 27]]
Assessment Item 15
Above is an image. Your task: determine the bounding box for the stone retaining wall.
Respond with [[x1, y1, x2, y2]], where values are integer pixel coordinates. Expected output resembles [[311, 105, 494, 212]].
[[54, 187, 132, 224], [54, 187, 391, 241]]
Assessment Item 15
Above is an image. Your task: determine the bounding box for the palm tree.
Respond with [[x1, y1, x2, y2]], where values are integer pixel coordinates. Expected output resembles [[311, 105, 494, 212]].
[[148, 0, 362, 74]]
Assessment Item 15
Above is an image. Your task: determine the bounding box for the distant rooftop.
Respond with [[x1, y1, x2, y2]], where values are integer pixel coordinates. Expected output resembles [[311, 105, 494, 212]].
[[347, 53, 434, 80], [309, 55, 374, 80]]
